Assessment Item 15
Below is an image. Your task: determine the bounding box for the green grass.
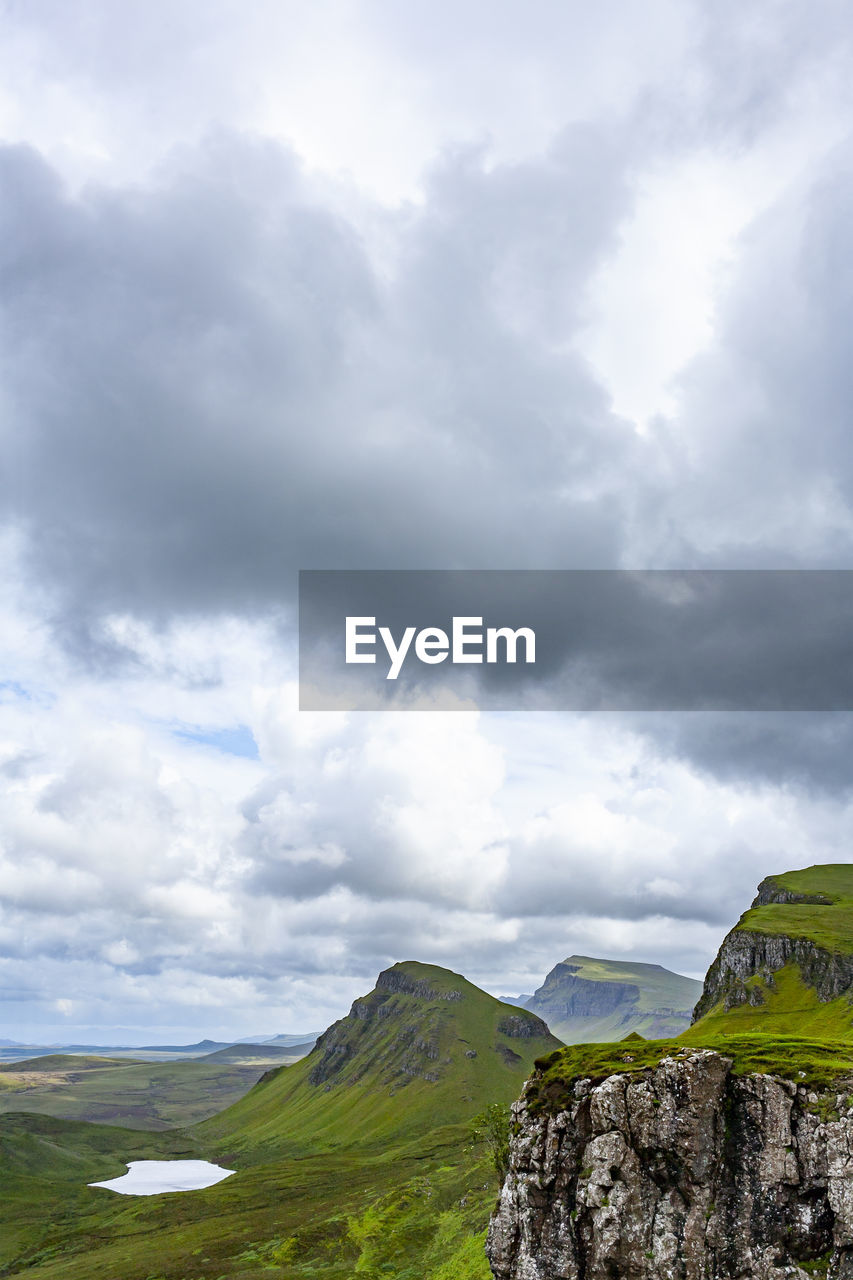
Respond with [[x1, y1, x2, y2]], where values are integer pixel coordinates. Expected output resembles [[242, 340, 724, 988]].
[[737, 864, 853, 954], [691, 964, 853, 1042], [527, 1030, 853, 1115], [0, 962, 558, 1279]]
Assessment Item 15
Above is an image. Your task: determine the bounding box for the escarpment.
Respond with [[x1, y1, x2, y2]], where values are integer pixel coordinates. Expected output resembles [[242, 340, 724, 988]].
[[488, 864, 853, 1280], [525, 956, 701, 1044], [692, 927, 853, 1020], [488, 1049, 853, 1280], [693, 870, 853, 1021]]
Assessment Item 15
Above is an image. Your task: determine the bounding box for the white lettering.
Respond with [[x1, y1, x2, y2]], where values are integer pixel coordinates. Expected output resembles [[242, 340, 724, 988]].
[[344, 617, 536, 678], [346, 617, 376, 663], [486, 626, 536, 664], [452, 616, 484, 663], [415, 627, 449, 664], [379, 625, 416, 680]]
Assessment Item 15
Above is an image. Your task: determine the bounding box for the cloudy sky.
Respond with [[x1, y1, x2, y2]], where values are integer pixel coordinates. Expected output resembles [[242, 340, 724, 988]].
[[4, 0, 853, 1043]]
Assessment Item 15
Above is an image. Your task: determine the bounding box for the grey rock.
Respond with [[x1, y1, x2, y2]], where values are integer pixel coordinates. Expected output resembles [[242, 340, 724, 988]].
[[487, 1051, 853, 1280]]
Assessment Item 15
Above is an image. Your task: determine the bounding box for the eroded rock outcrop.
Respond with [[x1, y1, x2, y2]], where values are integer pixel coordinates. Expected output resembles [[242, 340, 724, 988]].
[[691, 872, 853, 1023], [487, 1050, 853, 1280]]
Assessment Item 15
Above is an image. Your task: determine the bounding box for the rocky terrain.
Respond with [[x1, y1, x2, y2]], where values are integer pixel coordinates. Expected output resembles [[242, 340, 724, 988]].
[[489, 1047, 853, 1280], [488, 864, 853, 1280]]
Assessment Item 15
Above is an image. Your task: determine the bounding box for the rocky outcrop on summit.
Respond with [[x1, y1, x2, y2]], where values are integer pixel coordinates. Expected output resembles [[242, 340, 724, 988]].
[[753, 876, 833, 908], [487, 1050, 853, 1280], [374, 966, 463, 1002]]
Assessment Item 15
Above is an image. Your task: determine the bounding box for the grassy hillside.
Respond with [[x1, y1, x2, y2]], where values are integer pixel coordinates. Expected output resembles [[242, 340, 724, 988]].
[[736, 863, 853, 953], [0, 961, 559, 1279], [201, 960, 560, 1157], [689, 962, 853, 1042], [527, 864, 853, 1119], [0, 1054, 279, 1130]]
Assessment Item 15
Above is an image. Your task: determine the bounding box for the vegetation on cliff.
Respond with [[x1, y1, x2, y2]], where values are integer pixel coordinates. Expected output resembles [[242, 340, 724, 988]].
[[525, 863, 853, 1118]]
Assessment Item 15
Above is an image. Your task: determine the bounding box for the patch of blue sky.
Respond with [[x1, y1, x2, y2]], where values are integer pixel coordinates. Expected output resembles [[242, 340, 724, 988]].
[[0, 681, 34, 702], [171, 724, 259, 760]]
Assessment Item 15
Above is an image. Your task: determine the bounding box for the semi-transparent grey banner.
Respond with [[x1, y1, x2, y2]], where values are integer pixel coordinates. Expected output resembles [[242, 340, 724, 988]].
[[298, 570, 853, 711]]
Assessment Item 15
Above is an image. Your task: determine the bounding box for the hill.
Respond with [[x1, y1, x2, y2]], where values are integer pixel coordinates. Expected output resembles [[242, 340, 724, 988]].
[[0, 960, 560, 1279], [689, 862, 853, 1041], [201, 959, 561, 1157], [194, 1042, 313, 1065], [489, 863, 853, 1280], [524, 954, 701, 1042]]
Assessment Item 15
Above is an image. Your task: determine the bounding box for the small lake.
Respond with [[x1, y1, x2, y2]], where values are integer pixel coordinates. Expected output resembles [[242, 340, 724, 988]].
[[89, 1159, 235, 1195]]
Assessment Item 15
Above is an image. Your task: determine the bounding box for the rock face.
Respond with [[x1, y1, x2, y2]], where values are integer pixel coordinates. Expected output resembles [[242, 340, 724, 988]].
[[487, 1050, 853, 1280], [692, 878, 853, 1021], [692, 929, 853, 1021]]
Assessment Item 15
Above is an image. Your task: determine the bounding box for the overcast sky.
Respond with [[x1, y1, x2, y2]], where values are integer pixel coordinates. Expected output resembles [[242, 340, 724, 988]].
[[4, 0, 853, 1043]]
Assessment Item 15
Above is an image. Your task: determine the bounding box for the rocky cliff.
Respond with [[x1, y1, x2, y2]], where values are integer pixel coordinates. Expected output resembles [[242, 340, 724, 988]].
[[487, 865, 853, 1280], [488, 1048, 853, 1280], [693, 873, 853, 1021]]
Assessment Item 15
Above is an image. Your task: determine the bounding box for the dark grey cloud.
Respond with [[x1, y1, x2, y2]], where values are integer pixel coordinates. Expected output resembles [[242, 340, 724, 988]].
[[7, 0, 853, 1040], [633, 712, 853, 797], [0, 125, 638, 661]]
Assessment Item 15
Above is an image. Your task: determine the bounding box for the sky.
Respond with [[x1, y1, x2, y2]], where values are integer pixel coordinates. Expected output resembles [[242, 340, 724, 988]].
[[3, 0, 853, 1043]]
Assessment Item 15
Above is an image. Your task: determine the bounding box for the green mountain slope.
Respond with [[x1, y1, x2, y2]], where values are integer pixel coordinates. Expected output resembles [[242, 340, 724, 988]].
[[525, 954, 702, 1043], [691, 862, 853, 1037], [201, 959, 560, 1157]]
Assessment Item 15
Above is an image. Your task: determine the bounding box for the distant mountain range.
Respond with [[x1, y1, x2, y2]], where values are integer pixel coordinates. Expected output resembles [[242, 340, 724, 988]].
[[0, 1033, 321, 1065], [0, 954, 704, 1065]]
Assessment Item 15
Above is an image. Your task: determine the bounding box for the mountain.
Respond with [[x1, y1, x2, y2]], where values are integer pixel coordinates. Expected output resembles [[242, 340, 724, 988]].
[[523, 954, 702, 1042], [490, 863, 853, 1280], [201, 959, 561, 1156]]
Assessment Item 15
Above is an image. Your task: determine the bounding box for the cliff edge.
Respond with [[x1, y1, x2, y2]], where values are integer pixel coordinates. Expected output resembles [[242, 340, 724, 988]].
[[488, 1048, 853, 1280], [487, 863, 853, 1280]]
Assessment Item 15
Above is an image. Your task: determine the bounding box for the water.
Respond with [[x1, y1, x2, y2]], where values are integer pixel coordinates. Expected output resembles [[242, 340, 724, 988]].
[[89, 1159, 235, 1195]]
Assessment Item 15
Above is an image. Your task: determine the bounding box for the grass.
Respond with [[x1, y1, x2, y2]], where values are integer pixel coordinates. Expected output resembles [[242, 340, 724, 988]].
[[736, 864, 853, 954], [0, 961, 558, 1279], [528, 1032, 853, 1114]]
